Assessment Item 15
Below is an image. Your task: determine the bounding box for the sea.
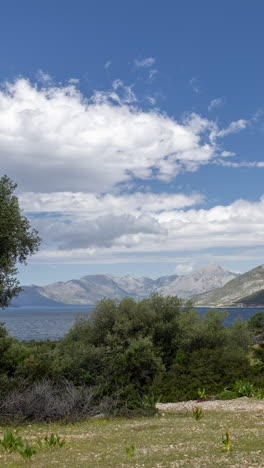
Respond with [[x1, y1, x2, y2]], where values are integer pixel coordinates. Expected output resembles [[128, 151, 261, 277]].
[[0, 305, 263, 342]]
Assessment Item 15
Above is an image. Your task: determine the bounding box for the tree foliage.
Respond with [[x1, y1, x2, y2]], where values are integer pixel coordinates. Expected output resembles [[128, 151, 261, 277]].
[[0, 295, 262, 412], [0, 175, 41, 307]]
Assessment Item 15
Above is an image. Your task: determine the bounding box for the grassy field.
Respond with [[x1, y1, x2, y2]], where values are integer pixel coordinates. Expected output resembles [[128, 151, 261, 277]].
[[0, 408, 264, 467]]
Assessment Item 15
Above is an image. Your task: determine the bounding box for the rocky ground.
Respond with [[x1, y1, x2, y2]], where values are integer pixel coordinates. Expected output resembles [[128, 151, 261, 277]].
[[157, 396, 264, 412]]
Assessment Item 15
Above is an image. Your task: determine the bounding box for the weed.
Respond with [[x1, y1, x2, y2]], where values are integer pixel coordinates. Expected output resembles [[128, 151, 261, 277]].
[[125, 443, 136, 458], [255, 388, 264, 399], [221, 430, 232, 452], [18, 441, 37, 459], [197, 388, 207, 399], [43, 433, 66, 448], [234, 380, 255, 397], [0, 430, 23, 452], [192, 406, 204, 421]]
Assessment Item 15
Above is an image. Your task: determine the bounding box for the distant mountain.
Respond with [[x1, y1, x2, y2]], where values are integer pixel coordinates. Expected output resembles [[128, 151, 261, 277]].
[[193, 264, 264, 306], [155, 264, 238, 298], [11, 286, 65, 307], [11, 264, 238, 307]]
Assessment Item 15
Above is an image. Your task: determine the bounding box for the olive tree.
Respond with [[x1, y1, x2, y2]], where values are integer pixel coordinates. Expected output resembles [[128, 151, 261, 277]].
[[0, 175, 41, 308]]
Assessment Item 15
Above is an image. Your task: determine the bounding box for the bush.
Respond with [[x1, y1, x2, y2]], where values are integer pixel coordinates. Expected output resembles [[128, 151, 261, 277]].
[[157, 347, 252, 402], [0, 379, 115, 423], [217, 390, 239, 400]]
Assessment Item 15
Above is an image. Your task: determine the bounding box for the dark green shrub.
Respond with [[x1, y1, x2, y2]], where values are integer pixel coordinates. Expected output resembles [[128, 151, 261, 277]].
[[217, 390, 239, 400], [247, 311, 264, 332]]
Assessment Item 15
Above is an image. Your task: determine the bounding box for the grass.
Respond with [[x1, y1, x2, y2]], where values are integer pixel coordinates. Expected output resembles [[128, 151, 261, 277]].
[[0, 408, 264, 467]]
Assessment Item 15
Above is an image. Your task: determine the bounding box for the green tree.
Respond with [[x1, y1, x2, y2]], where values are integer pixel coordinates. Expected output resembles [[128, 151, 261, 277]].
[[247, 311, 264, 333], [0, 175, 41, 308]]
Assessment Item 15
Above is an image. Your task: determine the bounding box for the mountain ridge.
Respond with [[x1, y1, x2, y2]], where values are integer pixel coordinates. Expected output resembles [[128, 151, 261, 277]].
[[11, 264, 238, 307], [193, 264, 264, 306]]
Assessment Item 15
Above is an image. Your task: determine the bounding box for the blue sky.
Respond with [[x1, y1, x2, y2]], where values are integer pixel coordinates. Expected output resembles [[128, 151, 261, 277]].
[[1, 0, 264, 284]]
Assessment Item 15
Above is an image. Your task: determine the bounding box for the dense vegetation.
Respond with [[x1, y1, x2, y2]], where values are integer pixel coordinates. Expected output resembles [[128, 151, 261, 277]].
[[0, 296, 264, 422]]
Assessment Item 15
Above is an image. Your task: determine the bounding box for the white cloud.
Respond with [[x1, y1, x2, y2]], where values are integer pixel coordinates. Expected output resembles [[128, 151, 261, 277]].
[[19, 191, 203, 215], [0, 78, 220, 193], [36, 69, 52, 84], [1, 75, 261, 266], [217, 119, 248, 137], [208, 98, 224, 111], [220, 151, 236, 157], [134, 57, 156, 68], [216, 159, 264, 168], [175, 264, 193, 275], [35, 213, 166, 250], [26, 194, 264, 262], [68, 78, 80, 84]]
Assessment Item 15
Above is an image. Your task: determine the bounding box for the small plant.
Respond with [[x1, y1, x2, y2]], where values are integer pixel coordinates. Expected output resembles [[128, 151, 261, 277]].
[[255, 388, 264, 399], [125, 443, 136, 458], [18, 441, 37, 460], [192, 406, 204, 421], [43, 433, 66, 448], [197, 388, 207, 399], [221, 430, 232, 452], [142, 392, 160, 409], [36, 437, 43, 449], [0, 430, 24, 452], [234, 380, 255, 397]]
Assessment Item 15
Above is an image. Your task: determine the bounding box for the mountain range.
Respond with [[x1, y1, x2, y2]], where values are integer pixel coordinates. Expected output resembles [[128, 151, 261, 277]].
[[11, 263, 238, 307]]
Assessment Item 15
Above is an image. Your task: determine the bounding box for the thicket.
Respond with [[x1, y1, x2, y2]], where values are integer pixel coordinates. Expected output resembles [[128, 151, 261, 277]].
[[0, 296, 264, 421]]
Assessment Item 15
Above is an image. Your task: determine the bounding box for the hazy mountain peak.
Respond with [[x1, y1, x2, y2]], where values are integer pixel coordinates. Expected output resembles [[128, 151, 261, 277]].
[[193, 264, 228, 274]]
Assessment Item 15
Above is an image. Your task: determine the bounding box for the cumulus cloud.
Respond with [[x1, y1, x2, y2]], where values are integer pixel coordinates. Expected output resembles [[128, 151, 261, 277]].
[[1, 75, 261, 266], [0, 78, 221, 192]]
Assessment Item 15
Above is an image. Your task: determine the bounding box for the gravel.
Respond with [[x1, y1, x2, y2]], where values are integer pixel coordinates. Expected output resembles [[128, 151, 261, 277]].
[[157, 396, 264, 412]]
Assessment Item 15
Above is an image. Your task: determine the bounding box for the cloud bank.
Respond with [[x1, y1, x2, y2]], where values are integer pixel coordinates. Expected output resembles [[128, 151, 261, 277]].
[[0, 76, 261, 266]]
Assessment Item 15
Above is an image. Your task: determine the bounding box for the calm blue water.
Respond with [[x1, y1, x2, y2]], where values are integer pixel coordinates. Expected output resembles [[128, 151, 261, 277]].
[[0, 306, 263, 341], [0, 306, 94, 341]]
